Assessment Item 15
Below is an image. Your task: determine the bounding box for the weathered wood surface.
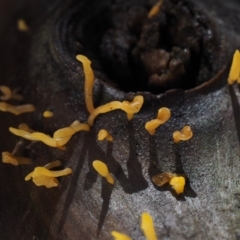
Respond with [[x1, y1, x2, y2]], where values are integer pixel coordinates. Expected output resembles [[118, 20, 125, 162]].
[[0, 0, 240, 239]]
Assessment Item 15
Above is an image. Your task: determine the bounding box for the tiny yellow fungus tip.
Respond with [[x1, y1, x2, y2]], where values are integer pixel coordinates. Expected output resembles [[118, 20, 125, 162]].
[[145, 107, 171, 135], [152, 172, 176, 186], [148, 1, 163, 18], [88, 95, 144, 126], [141, 212, 157, 240], [25, 162, 72, 188], [43, 110, 54, 118], [111, 231, 132, 240], [17, 19, 29, 32], [173, 126, 193, 143], [169, 176, 185, 194], [98, 129, 113, 141], [92, 160, 114, 185], [228, 50, 240, 85], [2, 151, 30, 166], [76, 54, 95, 113], [0, 102, 35, 115]]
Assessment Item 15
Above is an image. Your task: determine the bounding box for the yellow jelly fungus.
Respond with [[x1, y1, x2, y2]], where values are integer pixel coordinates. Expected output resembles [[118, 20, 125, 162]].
[[87, 95, 144, 126], [2, 151, 31, 166], [148, 0, 163, 18], [76, 54, 95, 113], [9, 120, 90, 147], [92, 160, 114, 185], [152, 172, 176, 186], [98, 129, 113, 141], [173, 126, 193, 143], [111, 231, 132, 240], [145, 107, 171, 135], [228, 50, 240, 85], [17, 19, 29, 32], [0, 102, 35, 115], [0, 85, 23, 101], [169, 176, 185, 194], [141, 212, 157, 240], [25, 161, 72, 188], [43, 110, 54, 118]]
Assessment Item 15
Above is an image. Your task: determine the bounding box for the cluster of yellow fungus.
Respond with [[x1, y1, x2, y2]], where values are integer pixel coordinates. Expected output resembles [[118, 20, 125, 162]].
[[92, 160, 114, 185], [0, 85, 23, 101], [25, 160, 72, 188], [111, 212, 157, 240], [98, 129, 113, 141], [2, 152, 31, 166], [145, 107, 171, 135], [43, 110, 54, 118], [0, 102, 35, 115], [152, 172, 185, 194], [17, 19, 29, 32], [173, 126, 193, 143], [87, 95, 144, 126], [76, 54, 95, 113], [148, 0, 163, 18], [9, 120, 90, 148], [228, 50, 240, 84]]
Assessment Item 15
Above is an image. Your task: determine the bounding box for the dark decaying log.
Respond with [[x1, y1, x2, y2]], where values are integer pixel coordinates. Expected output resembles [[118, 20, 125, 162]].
[[0, 0, 240, 239]]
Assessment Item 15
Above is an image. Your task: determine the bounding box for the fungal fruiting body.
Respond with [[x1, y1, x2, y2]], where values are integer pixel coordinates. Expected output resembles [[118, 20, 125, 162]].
[[43, 110, 53, 118], [0, 102, 35, 115], [145, 107, 171, 135], [111, 231, 132, 240], [169, 176, 185, 194], [173, 126, 193, 143], [17, 19, 29, 32], [25, 160, 72, 188], [141, 212, 157, 240], [0, 85, 23, 101], [98, 129, 113, 141], [228, 50, 240, 84], [2, 152, 30, 166], [76, 54, 95, 113], [92, 160, 114, 184], [148, 1, 163, 18], [9, 120, 90, 147], [87, 95, 144, 126], [152, 172, 176, 186], [152, 172, 186, 194]]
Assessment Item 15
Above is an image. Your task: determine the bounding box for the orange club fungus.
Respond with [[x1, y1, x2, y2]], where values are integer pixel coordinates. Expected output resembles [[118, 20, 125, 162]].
[[9, 120, 90, 148], [17, 19, 29, 32], [148, 0, 163, 18], [25, 160, 72, 188], [92, 160, 114, 185], [76, 54, 95, 113], [228, 50, 240, 84], [173, 126, 193, 143], [145, 107, 171, 135], [87, 95, 144, 126], [2, 152, 31, 166], [0, 85, 23, 101], [152, 172, 186, 194], [111, 231, 132, 240], [43, 110, 54, 118], [141, 212, 158, 240], [98, 129, 113, 141], [0, 102, 35, 115]]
